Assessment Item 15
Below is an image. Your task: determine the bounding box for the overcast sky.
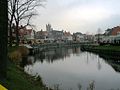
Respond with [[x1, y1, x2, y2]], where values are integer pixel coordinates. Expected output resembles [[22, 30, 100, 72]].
[[32, 0, 120, 34]]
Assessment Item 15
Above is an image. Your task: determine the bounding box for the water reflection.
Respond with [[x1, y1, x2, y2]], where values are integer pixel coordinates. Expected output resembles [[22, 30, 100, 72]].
[[99, 54, 120, 73], [24, 47, 120, 90], [25, 47, 81, 64]]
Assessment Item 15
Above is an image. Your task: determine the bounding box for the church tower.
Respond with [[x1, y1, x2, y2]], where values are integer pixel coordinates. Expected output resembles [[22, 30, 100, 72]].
[[46, 23, 52, 31]]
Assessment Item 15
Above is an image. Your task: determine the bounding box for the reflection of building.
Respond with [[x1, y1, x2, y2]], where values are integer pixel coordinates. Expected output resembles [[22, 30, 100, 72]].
[[27, 47, 82, 63], [99, 54, 120, 73]]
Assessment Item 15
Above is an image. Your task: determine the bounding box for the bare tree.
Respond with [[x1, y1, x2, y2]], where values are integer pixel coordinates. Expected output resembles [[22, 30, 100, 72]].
[[8, 0, 45, 46], [0, 0, 8, 79], [97, 28, 102, 43], [8, 0, 17, 46]]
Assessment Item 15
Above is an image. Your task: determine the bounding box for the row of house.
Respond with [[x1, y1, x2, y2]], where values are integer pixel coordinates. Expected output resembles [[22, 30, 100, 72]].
[[35, 24, 73, 43], [35, 24, 95, 43], [8, 24, 35, 44], [10, 23, 98, 44], [99, 26, 120, 44], [10, 23, 120, 45]]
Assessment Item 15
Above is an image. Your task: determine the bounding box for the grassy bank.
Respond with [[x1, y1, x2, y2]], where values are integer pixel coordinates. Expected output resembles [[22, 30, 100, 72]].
[[91, 45, 120, 51], [81, 45, 120, 58], [81, 45, 120, 51], [1, 62, 49, 90], [0, 46, 50, 90]]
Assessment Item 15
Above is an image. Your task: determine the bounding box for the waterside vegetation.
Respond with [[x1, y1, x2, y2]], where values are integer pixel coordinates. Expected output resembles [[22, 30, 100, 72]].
[[81, 45, 120, 58], [0, 46, 52, 90]]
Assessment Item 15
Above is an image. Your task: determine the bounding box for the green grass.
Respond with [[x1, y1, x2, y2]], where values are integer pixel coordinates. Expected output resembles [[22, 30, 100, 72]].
[[1, 61, 48, 90], [94, 45, 120, 51]]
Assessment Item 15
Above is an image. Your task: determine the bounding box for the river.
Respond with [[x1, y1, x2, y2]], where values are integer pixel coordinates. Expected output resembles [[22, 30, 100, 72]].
[[23, 47, 120, 90]]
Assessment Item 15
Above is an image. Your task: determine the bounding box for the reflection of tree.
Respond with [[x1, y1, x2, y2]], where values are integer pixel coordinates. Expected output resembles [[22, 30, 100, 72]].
[[99, 54, 120, 73], [21, 56, 35, 67], [86, 52, 89, 64], [43, 47, 82, 63], [44, 48, 68, 63], [97, 56, 101, 70], [34, 52, 45, 63], [72, 47, 80, 54]]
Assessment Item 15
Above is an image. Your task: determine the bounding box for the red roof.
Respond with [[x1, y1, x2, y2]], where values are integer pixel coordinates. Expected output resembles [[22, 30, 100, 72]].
[[64, 31, 71, 36]]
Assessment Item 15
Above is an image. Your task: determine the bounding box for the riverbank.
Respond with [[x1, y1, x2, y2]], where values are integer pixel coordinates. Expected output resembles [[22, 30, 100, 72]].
[[81, 45, 120, 59], [0, 46, 51, 90], [1, 62, 50, 90]]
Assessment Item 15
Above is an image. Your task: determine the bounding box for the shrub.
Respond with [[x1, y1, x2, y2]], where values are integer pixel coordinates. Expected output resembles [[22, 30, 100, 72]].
[[17, 46, 29, 57], [8, 51, 22, 63], [8, 46, 29, 64]]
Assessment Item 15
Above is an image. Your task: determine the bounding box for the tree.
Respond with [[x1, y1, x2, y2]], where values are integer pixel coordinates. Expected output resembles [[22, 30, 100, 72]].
[[97, 28, 102, 43], [8, 0, 17, 46], [8, 0, 45, 46], [0, 0, 8, 80]]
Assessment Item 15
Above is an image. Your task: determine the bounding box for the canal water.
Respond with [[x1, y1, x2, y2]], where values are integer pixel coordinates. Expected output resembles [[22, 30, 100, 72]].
[[24, 47, 120, 90]]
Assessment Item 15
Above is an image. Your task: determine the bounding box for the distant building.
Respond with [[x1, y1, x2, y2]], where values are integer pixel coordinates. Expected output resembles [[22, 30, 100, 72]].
[[35, 29, 48, 43], [105, 26, 120, 36], [94, 34, 104, 43], [103, 26, 120, 43], [73, 32, 84, 42], [63, 31, 73, 42], [46, 24, 52, 32], [9, 24, 35, 44], [51, 30, 64, 41], [19, 26, 35, 41], [46, 23, 64, 42], [36, 24, 73, 43]]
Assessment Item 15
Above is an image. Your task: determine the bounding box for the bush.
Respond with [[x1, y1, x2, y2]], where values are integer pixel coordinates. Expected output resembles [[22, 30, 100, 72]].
[[8, 51, 22, 63], [17, 46, 29, 57], [8, 46, 29, 63]]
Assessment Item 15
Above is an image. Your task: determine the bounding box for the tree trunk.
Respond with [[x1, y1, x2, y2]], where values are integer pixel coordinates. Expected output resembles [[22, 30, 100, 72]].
[[9, 0, 17, 47], [9, 24, 13, 47], [0, 0, 8, 80], [15, 21, 19, 46]]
